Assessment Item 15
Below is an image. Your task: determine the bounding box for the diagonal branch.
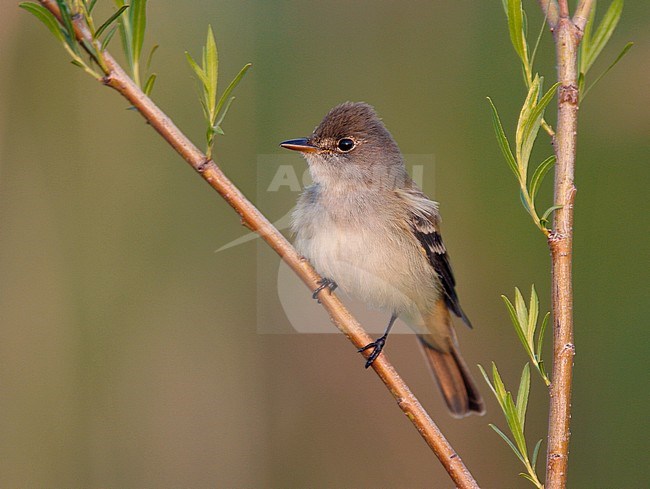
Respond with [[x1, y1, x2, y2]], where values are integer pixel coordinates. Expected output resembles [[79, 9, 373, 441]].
[[37, 1, 480, 487]]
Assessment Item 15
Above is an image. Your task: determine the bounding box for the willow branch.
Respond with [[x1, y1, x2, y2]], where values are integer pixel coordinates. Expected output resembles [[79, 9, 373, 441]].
[[573, 0, 595, 32], [538, 0, 560, 28], [543, 2, 590, 487], [37, 1, 480, 487]]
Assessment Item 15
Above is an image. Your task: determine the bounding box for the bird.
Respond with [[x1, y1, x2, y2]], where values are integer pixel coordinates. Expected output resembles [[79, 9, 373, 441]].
[[280, 102, 485, 417]]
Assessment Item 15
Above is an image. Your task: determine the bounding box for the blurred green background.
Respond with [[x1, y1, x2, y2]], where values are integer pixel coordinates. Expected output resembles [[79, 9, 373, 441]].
[[1, 1, 648, 487]]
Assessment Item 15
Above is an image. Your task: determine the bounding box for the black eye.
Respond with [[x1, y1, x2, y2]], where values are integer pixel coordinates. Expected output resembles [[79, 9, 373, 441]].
[[337, 138, 355, 152]]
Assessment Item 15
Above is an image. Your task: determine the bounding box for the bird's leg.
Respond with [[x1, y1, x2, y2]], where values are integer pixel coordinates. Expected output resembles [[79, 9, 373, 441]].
[[312, 277, 338, 301], [358, 313, 398, 368]]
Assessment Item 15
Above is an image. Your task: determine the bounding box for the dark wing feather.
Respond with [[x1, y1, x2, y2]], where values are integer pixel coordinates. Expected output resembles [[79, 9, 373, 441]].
[[410, 212, 473, 329]]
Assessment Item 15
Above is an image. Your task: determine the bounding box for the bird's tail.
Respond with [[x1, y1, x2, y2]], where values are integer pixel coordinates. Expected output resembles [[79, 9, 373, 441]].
[[418, 337, 485, 417]]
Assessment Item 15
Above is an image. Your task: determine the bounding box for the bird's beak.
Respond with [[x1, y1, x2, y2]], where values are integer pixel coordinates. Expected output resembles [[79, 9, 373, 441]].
[[279, 138, 319, 153]]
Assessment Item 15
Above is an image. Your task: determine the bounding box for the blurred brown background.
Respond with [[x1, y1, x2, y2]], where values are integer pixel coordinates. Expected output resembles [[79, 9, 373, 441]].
[[1, 1, 648, 487]]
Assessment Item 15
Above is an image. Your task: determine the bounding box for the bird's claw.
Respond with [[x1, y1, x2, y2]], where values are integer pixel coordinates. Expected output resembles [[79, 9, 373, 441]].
[[312, 278, 338, 302], [358, 335, 387, 368]]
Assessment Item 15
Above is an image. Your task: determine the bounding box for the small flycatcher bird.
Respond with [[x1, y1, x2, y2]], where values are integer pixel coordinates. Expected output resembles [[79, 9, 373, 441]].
[[280, 102, 485, 417]]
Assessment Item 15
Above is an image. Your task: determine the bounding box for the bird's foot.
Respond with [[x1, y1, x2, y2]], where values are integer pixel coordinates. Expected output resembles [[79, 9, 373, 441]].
[[358, 334, 388, 368], [312, 278, 338, 302]]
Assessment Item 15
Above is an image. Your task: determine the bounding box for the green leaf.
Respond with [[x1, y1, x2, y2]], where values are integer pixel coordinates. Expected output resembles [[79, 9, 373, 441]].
[[95, 5, 128, 39], [129, 0, 147, 68], [87, 0, 99, 13], [532, 438, 543, 469], [185, 52, 208, 88], [515, 75, 540, 176], [213, 96, 235, 135], [536, 312, 550, 360], [55, 0, 78, 51], [487, 97, 519, 180], [20, 3, 66, 43], [478, 364, 499, 400], [502, 295, 534, 360], [490, 423, 526, 465], [143, 73, 156, 96], [101, 24, 119, 50], [518, 79, 559, 177], [205, 25, 219, 122], [541, 204, 563, 226], [514, 287, 528, 334], [582, 0, 624, 75], [519, 473, 539, 485], [492, 363, 509, 411], [527, 285, 538, 345], [516, 363, 530, 428], [504, 392, 528, 459], [215, 62, 252, 116], [145, 44, 159, 72], [506, 0, 529, 68], [529, 1, 549, 75], [583, 42, 633, 99], [529, 155, 555, 200]]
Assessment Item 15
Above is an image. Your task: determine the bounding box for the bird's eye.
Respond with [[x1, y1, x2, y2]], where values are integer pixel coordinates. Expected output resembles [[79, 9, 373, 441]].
[[337, 138, 356, 152]]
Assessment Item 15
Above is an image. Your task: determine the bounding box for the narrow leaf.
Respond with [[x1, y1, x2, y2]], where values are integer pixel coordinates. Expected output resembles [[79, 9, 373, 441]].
[[529, 155, 555, 200], [583, 0, 624, 74], [502, 295, 535, 360], [504, 392, 528, 459], [527, 284, 539, 345], [101, 24, 119, 50], [130, 0, 148, 66], [19, 3, 66, 43], [478, 364, 499, 400], [487, 97, 519, 179], [55, 0, 78, 51], [145, 44, 159, 72], [519, 473, 539, 485], [215, 62, 252, 115], [185, 52, 209, 87], [514, 287, 528, 335], [536, 312, 550, 360], [516, 363, 530, 428], [95, 5, 128, 39], [143, 73, 156, 96], [205, 25, 219, 121], [506, 0, 528, 67], [87, 0, 99, 13], [490, 423, 526, 465], [583, 42, 634, 99], [516, 76, 541, 176], [520, 82, 560, 176], [532, 438, 543, 469], [492, 363, 509, 412], [541, 204, 563, 225], [213, 96, 235, 135]]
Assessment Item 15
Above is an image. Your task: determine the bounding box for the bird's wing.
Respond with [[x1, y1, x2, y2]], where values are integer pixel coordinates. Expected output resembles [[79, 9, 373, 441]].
[[398, 188, 472, 329]]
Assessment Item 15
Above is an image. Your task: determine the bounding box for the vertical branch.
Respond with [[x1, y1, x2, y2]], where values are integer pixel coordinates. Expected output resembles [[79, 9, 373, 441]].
[[544, 0, 588, 486]]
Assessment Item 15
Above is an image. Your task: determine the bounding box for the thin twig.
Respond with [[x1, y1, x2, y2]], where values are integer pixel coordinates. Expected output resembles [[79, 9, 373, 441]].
[[543, 1, 589, 486], [538, 0, 560, 28], [37, 1, 481, 487], [573, 0, 595, 32]]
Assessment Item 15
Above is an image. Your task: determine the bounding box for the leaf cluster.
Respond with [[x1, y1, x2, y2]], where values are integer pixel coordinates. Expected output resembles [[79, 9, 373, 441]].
[[578, 0, 633, 100], [114, 0, 158, 94], [479, 363, 544, 488], [502, 285, 550, 385], [488, 85, 558, 234], [185, 26, 251, 158]]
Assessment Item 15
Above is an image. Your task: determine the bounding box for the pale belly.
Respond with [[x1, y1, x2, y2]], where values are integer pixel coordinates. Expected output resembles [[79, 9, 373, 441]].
[[295, 218, 439, 319]]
